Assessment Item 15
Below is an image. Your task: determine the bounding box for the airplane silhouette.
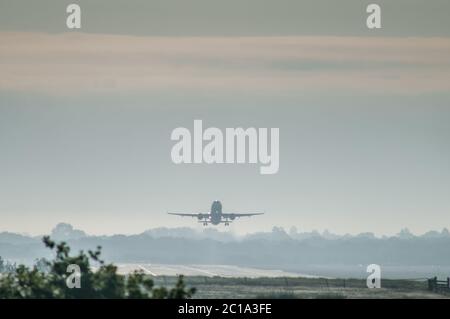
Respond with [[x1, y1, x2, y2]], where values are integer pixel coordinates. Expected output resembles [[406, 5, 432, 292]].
[[168, 200, 264, 226]]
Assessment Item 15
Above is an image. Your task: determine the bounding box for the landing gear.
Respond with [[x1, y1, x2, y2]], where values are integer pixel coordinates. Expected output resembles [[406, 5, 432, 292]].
[[203, 222, 208, 226], [224, 222, 229, 226]]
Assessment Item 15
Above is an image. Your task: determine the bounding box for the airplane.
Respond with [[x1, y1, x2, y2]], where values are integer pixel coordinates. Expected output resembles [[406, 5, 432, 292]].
[[168, 200, 264, 226]]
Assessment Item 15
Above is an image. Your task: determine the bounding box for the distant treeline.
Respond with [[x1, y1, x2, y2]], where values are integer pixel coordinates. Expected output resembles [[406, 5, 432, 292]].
[[1, 224, 450, 273]]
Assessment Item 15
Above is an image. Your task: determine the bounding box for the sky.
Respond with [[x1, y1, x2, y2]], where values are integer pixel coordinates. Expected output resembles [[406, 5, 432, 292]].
[[0, 0, 449, 236]]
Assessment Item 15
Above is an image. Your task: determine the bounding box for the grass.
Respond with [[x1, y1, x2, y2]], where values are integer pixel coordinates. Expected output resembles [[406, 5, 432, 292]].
[[255, 291, 298, 299], [149, 276, 450, 299]]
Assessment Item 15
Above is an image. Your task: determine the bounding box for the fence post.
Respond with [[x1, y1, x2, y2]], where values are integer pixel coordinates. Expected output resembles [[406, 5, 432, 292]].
[[428, 277, 436, 291]]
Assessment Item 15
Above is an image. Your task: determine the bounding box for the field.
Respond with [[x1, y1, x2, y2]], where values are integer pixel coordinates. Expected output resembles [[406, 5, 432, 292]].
[[115, 263, 316, 278], [153, 276, 450, 299], [115, 264, 450, 299]]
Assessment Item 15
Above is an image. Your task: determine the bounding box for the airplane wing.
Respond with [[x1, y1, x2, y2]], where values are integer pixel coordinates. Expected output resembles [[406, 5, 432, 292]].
[[221, 212, 264, 218], [167, 212, 208, 218]]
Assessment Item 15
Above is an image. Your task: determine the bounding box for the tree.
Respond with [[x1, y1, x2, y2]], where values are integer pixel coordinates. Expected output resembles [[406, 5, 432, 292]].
[[0, 236, 196, 299]]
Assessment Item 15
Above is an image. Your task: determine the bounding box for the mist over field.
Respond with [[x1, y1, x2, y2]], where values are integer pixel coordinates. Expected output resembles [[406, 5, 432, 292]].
[[2, 223, 450, 279]]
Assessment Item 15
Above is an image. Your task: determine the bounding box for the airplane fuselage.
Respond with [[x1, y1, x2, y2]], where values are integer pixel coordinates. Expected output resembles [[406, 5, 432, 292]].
[[210, 200, 223, 225]]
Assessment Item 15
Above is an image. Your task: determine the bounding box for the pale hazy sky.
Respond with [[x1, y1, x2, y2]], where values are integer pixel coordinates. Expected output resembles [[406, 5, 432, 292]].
[[0, 0, 449, 236]]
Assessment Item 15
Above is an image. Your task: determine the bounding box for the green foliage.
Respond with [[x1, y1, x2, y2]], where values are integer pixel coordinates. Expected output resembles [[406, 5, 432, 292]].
[[0, 236, 196, 299]]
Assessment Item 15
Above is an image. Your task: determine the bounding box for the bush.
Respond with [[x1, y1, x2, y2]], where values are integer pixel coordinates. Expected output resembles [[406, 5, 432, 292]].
[[0, 236, 196, 299]]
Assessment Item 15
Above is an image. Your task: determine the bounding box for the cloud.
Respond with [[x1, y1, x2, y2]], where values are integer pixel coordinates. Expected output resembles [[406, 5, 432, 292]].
[[0, 32, 450, 95]]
